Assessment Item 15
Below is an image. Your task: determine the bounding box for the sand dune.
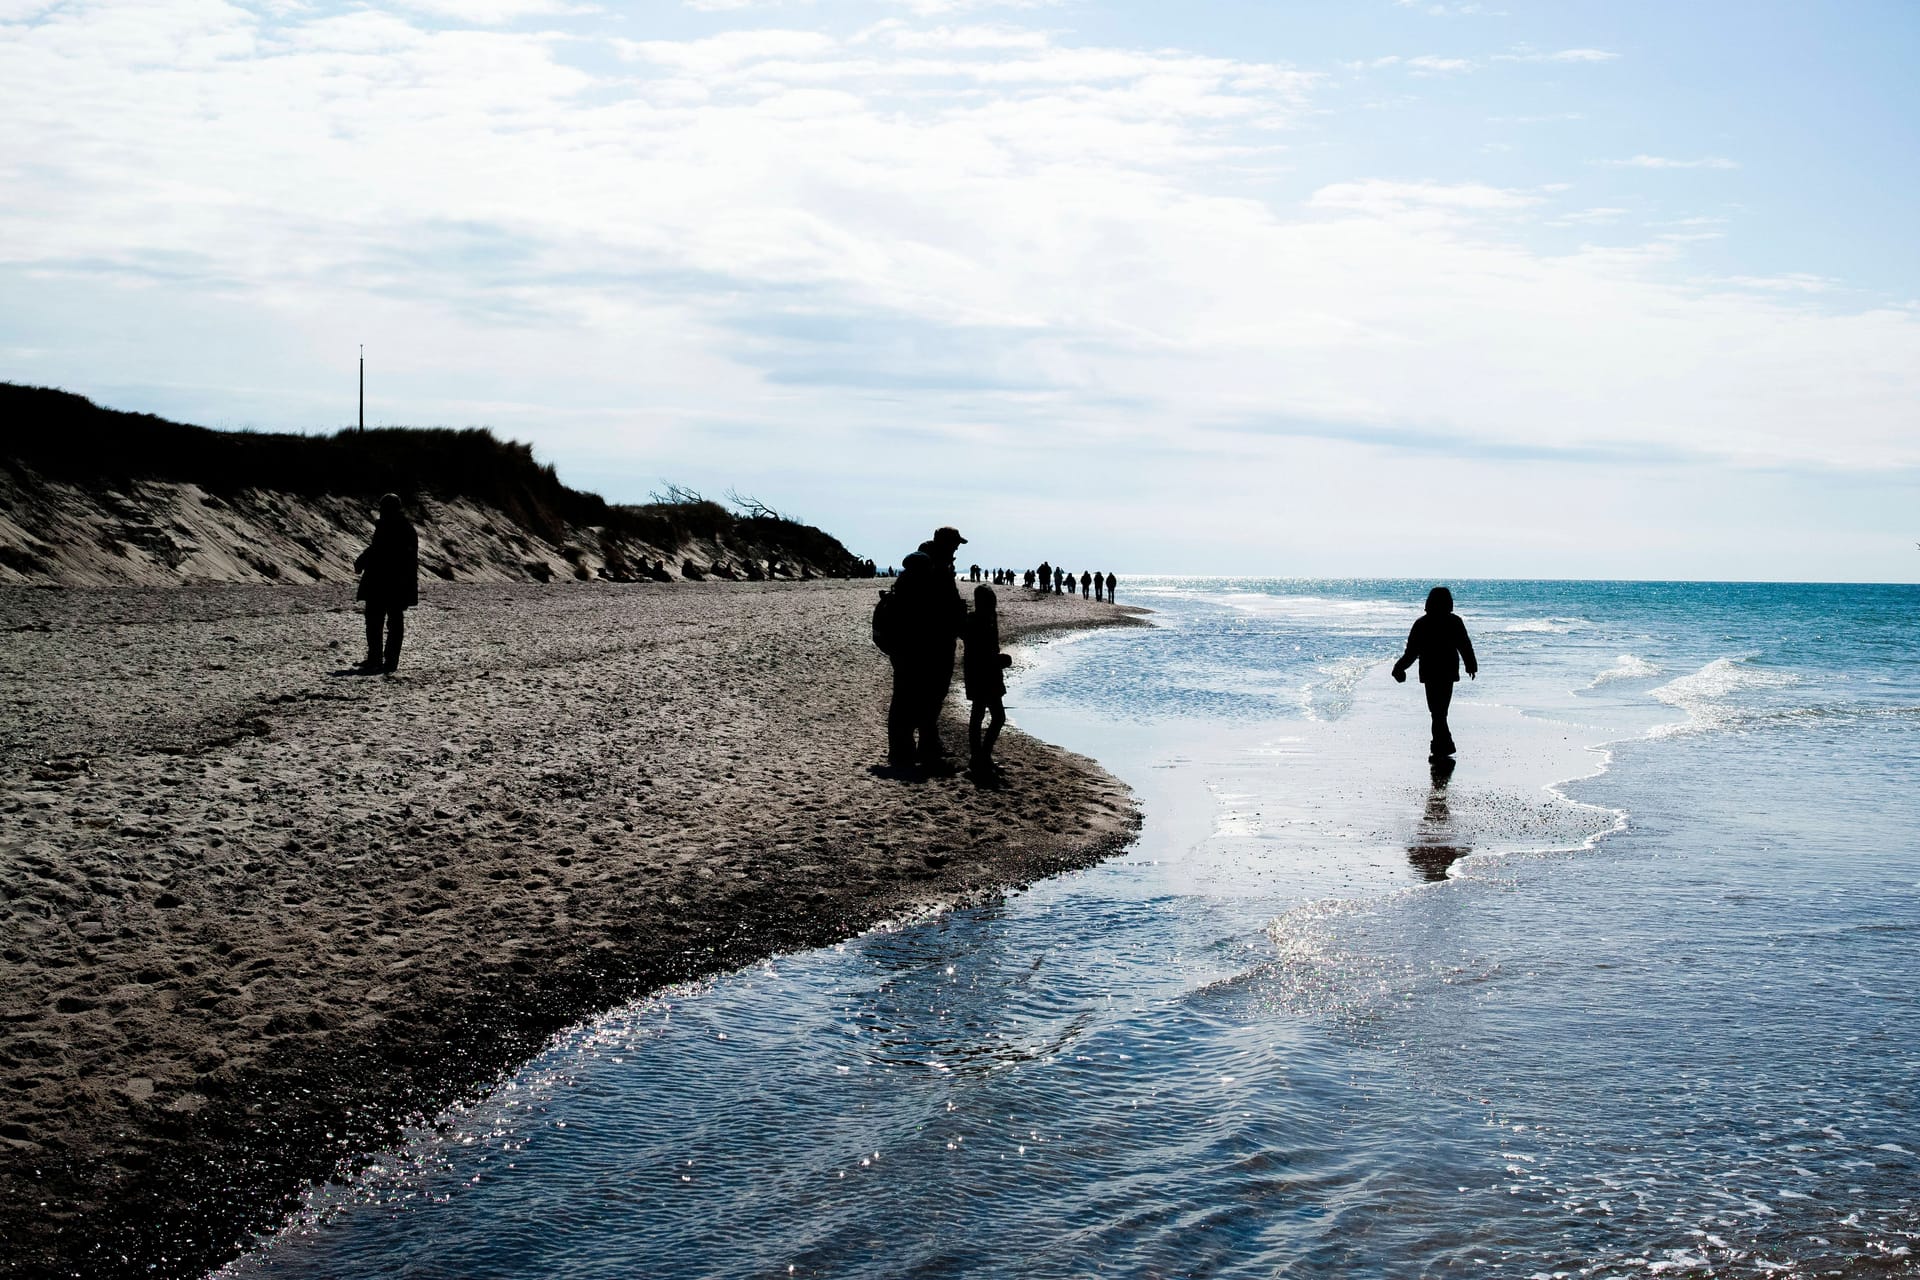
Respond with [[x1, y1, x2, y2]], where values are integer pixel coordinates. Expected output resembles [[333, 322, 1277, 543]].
[[0, 578, 1145, 1279], [0, 384, 870, 588], [0, 468, 843, 589]]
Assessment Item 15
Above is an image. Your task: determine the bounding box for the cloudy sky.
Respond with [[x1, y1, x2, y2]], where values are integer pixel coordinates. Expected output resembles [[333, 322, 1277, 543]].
[[3, 0, 1917, 579]]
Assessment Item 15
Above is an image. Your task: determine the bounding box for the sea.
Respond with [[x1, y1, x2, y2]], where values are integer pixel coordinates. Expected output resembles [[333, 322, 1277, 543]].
[[221, 579, 1920, 1279]]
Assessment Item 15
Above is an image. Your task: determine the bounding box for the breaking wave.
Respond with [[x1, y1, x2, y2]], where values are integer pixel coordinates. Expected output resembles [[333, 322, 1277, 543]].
[[1589, 654, 1661, 687], [1649, 656, 1801, 737]]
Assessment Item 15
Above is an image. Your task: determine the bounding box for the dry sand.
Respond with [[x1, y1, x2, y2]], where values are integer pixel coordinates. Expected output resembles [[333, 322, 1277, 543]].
[[0, 578, 1146, 1279]]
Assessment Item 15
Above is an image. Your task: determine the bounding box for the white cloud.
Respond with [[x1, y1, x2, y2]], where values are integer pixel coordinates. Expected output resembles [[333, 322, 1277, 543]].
[[1355, 45, 1612, 77], [0, 0, 1915, 511], [1351, 53, 1475, 74], [390, 0, 600, 22], [865, 22, 1051, 51], [1719, 273, 1840, 294], [1309, 180, 1540, 215], [880, 0, 1067, 13], [1545, 206, 1630, 226], [1394, 1, 1504, 15], [1494, 47, 1618, 63], [1605, 154, 1740, 169], [1405, 53, 1472, 73]]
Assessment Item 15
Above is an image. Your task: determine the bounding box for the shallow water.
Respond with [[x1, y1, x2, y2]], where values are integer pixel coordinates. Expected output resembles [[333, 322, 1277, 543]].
[[223, 580, 1920, 1278]]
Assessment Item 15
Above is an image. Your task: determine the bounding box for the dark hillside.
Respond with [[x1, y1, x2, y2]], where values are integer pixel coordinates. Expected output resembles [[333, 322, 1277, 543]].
[[0, 384, 871, 585]]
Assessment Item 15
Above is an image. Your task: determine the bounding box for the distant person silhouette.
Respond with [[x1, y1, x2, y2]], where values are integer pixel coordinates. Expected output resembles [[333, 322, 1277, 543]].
[[1391, 586, 1478, 761], [963, 585, 1013, 778], [1106, 572, 1117, 603], [1038, 561, 1052, 593], [354, 493, 418, 673], [879, 527, 969, 771], [1093, 573, 1104, 602]]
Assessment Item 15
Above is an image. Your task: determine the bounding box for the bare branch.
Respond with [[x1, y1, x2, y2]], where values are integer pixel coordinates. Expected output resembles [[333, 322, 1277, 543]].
[[648, 481, 705, 506], [724, 487, 788, 522]]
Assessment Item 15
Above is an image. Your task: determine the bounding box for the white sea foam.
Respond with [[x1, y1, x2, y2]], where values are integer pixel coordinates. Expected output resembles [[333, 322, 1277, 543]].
[[1194, 592, 1408, 631], [1589, 654, 1661, 688], [1648, 655, 1800, 737], [1501, 616, 1590, 634]]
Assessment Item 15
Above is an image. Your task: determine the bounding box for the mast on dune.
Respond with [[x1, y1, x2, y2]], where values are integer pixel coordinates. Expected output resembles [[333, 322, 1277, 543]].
[[358, 345, 365, 433]]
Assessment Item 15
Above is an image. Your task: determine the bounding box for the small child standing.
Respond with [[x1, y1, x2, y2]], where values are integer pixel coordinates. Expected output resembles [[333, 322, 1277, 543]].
[[963, 585, 1013, 777]]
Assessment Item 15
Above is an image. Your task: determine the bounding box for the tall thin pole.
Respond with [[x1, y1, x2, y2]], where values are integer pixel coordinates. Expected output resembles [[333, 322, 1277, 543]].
[[358, 345, 365, 433]]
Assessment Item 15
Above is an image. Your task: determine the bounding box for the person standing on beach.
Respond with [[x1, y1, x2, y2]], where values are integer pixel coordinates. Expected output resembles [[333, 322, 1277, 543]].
[[1080, 570, 1092, 598], [355, 493, 418, 673], [963, 585, 1013, 778], [1391, 586, 1478, 761], [882, 527, 968, 770], [1106, 572, 1117, 603]]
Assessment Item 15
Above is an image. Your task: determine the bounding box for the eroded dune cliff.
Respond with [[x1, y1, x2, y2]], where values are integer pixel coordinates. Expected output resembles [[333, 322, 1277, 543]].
[[0, 384, 869, 588]]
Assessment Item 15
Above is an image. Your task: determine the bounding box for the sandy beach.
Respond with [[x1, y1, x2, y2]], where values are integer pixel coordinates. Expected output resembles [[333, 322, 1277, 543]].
[[0, 578, 1146, 1279]]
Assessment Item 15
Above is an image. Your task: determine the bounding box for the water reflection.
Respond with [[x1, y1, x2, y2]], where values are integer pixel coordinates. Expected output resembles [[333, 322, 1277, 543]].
[[1406, 758, 1470, 882]]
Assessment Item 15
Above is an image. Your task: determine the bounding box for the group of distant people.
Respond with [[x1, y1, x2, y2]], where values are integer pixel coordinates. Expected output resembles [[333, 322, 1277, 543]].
[[967, 563, 1119, 602]]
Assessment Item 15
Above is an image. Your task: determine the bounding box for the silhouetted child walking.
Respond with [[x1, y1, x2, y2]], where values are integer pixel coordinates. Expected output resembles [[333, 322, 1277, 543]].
[[963, 585, 1013, 778], [1392, 586, 1477, 761]]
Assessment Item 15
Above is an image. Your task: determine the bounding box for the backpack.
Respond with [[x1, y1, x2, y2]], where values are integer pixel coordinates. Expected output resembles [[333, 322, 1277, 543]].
[[872, 587, 903, 655]]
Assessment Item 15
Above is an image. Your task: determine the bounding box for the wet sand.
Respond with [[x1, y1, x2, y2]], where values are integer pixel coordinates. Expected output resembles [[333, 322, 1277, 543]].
[[0, 579, 1146, 1279]]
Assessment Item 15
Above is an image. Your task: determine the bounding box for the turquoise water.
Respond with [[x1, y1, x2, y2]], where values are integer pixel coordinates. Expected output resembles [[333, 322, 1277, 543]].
[[225, 580, 1920, 1278]]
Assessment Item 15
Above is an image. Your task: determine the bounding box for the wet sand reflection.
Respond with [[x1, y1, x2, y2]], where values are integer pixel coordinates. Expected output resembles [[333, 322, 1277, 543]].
[[1408, 757, 1472, 881]]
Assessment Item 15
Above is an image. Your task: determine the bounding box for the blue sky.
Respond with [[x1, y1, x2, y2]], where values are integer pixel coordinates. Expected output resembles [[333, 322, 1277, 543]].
[[2, 0, 1916, 580]]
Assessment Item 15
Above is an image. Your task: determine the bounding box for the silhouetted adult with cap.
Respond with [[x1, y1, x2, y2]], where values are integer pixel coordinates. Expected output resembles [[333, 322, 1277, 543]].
[[355, 493, 418, 673], [1392, 586, 1477, 761], [883, 526, 968, 770]]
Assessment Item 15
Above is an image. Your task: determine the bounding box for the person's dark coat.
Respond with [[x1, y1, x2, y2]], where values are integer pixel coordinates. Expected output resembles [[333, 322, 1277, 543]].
[[891, 551, 965, 664], [963, 610, 1010, 703], [355, 512, 419, 608], [1394, 590, 1476, 684]]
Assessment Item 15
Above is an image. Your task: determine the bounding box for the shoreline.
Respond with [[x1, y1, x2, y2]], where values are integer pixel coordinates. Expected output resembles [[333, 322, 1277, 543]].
[[0, 579, 1149, 1280]]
